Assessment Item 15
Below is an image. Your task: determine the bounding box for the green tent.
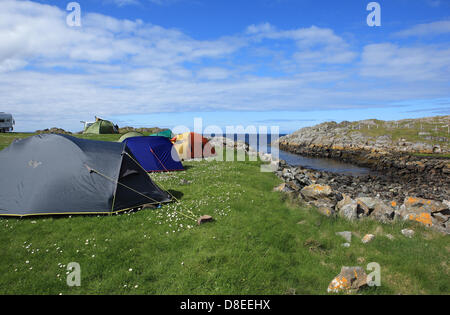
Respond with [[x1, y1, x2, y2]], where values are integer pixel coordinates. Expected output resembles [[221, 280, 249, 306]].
[[150, 129, 173, 139], [84, 120, 118, 134], [118, 131, 144, 142]]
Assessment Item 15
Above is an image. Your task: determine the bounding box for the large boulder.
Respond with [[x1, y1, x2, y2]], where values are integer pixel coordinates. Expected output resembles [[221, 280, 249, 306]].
[[399, 197, 448, 228], [402, 197, 447, 214], [370, 202, 396, 223], [300, 184, 334, 202]]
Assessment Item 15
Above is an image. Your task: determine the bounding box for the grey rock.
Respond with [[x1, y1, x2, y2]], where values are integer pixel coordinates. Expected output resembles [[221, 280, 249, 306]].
[[336, 231, 352, 243], [337, 195, 358, 221], [401, 229, 415, 238], [371, 202, 395, 223]]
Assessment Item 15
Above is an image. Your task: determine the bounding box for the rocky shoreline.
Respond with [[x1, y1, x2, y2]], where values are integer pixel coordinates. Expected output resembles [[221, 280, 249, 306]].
[[274, 160, 450, 234], [271, 119, 450, 234]]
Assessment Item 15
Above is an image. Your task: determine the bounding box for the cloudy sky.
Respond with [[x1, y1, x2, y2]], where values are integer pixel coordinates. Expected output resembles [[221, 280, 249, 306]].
[[1, 0, 449, 133]]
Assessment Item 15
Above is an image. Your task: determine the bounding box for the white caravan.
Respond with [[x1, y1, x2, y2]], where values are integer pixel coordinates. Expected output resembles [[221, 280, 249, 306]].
[[0, 113, 15, 132]]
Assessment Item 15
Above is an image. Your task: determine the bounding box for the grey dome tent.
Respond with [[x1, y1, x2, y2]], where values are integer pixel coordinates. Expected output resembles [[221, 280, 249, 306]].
[[0, 134, 171, 216]]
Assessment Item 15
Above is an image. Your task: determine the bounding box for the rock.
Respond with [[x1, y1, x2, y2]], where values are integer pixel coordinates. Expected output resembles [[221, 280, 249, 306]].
[[401, 229, 415, 238], [294, 173, 313, 187], [432, 212, 449, 224], [336, 231, 352, 243], [197, 215, 214, 225], [443, 200, 450, 209], [404, 212, 434, 227], [356, 200, 370, 218], [356, 197, 379, 210], [402, 196, 447, 214], [317, 206, 336, 217], [336, 194, 358, 221], [300, 184, 334, 201], [341, 243, 351, 248], [273, 183, 286, 192], [361, 234, 375, 244], [327, 266, 368, 293], [286, 181, 301, 191], [398, 197, 448, 228], [370, 202, 395, 223]]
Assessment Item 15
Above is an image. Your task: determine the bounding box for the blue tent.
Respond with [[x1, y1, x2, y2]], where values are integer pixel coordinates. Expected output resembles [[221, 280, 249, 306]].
[[124, 136, 184, 172]]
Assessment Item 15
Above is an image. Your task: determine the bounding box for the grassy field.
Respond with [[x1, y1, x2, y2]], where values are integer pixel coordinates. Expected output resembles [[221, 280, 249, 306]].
[[0, 132, 449, 294]]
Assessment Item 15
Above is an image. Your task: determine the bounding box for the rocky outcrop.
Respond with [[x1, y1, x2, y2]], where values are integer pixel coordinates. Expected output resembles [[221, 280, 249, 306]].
[[35, 128, 72, 135], [278, 117, 449, 155], [277, 117, 450, 184], [118, 126, 166, 134]]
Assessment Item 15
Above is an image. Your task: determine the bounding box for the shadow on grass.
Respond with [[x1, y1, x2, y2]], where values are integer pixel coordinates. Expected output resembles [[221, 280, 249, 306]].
[[168, 189, 184, 200]]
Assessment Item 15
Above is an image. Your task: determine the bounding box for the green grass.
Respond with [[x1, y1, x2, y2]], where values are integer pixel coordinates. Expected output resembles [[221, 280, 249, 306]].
[[0, 133, 449, 294]]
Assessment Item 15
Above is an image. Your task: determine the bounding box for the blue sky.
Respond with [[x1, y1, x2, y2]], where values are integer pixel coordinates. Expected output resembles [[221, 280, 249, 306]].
[[1, 0, 449, 133]]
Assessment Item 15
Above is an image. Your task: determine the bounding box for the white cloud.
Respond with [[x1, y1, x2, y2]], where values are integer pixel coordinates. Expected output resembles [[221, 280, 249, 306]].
[[196, 67, 233, 80], [0, 0, 244, 71], [107, 0, 140, 7], [393, 20, 450, 37], [247, 23, 356, 65], [360, 43, 450, 82], [0, 1, 449, 132]]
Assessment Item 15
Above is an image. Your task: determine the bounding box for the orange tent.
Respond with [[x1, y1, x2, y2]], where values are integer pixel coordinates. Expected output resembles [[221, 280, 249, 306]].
[[172, 132, 216, 160]]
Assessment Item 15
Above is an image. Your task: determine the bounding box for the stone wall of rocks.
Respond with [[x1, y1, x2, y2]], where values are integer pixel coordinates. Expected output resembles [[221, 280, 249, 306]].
[[274, 161, 450, 234]]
